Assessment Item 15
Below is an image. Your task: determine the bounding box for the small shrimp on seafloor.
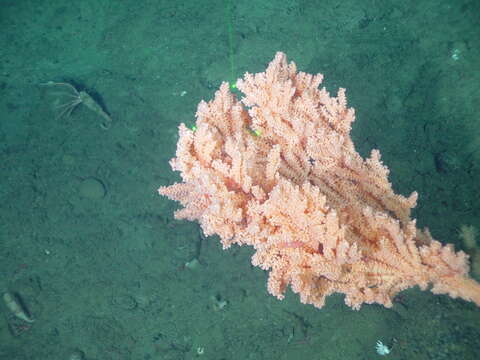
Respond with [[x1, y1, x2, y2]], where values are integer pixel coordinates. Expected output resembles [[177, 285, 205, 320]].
[[41, 81, 112, 130]]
